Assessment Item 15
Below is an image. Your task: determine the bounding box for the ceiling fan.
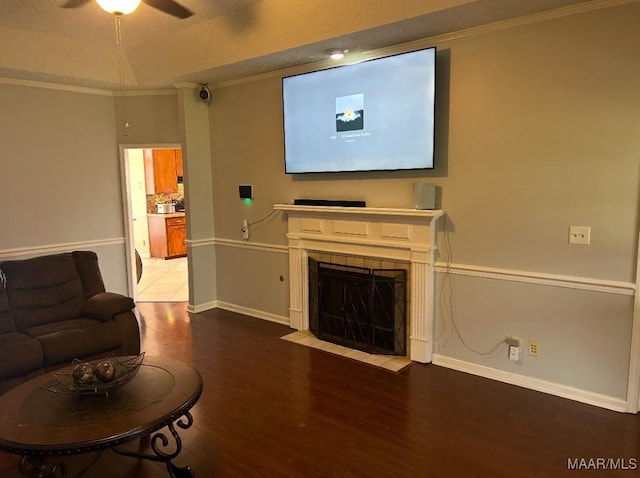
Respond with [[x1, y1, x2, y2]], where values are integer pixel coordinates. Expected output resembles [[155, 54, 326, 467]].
[[62, 0, 193, 19]]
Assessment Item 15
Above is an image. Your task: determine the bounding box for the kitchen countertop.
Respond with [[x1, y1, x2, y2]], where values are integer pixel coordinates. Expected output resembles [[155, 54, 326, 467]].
[[147, 212, 186, 218]]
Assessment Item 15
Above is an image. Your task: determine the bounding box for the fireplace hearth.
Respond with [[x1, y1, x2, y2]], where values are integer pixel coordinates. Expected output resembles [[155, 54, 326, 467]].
[[309, 259, 407, 355]]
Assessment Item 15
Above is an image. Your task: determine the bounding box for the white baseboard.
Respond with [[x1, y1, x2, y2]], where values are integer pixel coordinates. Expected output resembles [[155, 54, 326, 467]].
[[187, 300, 290, 326], [432, 354, 627, 413], [188, 300, 218, 314], [185, 300, 626, 412], [215, 301, 290, 326]]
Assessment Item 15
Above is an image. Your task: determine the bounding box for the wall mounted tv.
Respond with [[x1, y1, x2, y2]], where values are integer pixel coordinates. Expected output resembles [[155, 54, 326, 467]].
[[282, 47, 436, 174]]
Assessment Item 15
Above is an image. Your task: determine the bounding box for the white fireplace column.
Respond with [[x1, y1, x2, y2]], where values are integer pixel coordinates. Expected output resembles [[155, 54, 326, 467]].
[[275, 204, 444, 363], [408, 248, 437, 362], [287, 237, 306, 330]]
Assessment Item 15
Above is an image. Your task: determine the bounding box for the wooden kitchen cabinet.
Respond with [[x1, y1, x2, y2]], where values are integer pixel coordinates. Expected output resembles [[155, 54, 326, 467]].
[[148, 214, 187, 259], [144, 149, 183, 194], [175, 149, 183, 177]]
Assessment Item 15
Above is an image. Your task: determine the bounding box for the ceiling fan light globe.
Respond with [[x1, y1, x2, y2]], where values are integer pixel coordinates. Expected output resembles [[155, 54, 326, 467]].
[[96, 0, 142, 15]]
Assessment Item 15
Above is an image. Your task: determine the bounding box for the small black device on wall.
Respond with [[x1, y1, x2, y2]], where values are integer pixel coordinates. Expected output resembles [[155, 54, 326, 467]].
[[198, 85, 211, 103], [239, 185, 253, 199], [413, 182, 436, 210]]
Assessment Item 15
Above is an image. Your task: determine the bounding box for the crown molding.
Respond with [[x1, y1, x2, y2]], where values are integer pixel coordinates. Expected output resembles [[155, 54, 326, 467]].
[[212, 0, 636, 89], [0, 76, 177, 97], [174, 82, 200, 89], [113, 88, 177, 96], [1, 0, 634, 94], [0, 76, 113, 96]]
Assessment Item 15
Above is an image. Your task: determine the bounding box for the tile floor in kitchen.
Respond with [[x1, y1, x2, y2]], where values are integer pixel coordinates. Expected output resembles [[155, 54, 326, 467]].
[[136, 256, 188, 302]]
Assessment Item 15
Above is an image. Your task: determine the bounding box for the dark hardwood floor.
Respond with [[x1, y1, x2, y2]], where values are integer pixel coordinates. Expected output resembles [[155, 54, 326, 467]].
[[1, 302, 639, 477]]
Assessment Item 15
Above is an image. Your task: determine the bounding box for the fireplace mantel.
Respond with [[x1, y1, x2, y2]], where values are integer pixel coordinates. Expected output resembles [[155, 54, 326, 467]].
[[274, 204, 444, 219], [274, 204, 444, 363]]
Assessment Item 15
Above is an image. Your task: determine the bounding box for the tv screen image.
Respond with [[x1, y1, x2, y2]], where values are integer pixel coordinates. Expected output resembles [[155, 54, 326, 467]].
[[282, 47, 436, 174], [336, 93, 364, 132]]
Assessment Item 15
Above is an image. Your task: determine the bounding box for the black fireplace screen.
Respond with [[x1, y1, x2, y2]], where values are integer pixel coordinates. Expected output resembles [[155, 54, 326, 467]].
[[309, 258, 407, 355]]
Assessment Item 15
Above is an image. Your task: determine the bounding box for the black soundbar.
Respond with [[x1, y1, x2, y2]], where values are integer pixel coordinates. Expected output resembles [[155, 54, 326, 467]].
[[294, 199, 366, 208]]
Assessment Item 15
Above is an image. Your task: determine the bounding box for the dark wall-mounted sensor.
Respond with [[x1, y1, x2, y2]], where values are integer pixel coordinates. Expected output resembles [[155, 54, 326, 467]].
[[198, 85, 211, 103], [239, 185, 253, 199]]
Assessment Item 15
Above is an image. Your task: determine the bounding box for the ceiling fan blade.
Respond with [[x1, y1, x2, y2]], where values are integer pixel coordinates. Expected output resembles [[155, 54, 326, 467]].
[[61, 0, 93, 8], [143, 0, 193, 19]]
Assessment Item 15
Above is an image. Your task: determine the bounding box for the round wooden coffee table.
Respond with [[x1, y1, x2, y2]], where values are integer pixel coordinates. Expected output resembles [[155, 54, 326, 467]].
[[0, 356, 202, 478]]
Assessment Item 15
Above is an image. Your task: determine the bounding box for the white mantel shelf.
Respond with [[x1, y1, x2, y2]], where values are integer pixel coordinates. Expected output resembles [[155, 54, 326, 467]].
[[276, 203, 444, 364], [274, 204, 444, 219]]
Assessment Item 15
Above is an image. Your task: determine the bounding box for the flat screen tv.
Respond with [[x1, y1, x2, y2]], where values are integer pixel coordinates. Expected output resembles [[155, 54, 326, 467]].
[[282, 47, 436, 174]]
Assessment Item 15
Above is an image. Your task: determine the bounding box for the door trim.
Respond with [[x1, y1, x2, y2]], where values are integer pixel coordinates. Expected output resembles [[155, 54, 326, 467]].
[[118, 143, 184, 300]]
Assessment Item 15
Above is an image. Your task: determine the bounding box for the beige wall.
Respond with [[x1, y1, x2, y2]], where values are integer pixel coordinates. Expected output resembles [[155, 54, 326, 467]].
[[437, 5, 640, 282], [176, 85, 217, 307], [115, 93, 182, 145], [209, 3, 640, 400], [0, 85, 122, 246], [1, 2, 638, 405], [0, 83, 130, 294], [0, 86, 185, 295]]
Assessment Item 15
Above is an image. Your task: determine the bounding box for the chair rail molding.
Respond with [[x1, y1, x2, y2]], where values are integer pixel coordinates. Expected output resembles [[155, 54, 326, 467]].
[[0, 238, 125, 260]]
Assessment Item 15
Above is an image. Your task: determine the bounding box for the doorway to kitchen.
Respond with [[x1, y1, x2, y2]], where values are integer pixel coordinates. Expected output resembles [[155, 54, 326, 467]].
[[121, 146, 189, 303]]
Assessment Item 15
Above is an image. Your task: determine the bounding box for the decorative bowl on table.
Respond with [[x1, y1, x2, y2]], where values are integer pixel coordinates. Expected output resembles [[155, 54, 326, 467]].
[[41, 353, 145, 396]]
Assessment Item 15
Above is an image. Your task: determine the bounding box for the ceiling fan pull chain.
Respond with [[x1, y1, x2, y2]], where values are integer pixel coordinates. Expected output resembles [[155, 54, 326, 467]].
[[115, 15, 130, 134]]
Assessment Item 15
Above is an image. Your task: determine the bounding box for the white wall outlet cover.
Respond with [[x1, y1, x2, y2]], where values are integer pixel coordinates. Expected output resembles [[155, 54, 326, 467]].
[[528, 340, 540, 356], [508, 345, 520, 362], [242, 220, 250, 240], [569, 225, 591, 245]]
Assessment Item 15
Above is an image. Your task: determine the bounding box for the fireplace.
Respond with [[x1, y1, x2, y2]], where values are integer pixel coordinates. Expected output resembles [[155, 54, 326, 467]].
[[309, 258, 407, 355], [274, 204, 443, 363]]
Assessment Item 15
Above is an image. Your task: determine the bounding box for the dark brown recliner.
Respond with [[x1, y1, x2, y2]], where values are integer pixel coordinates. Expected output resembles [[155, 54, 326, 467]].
[[0, 251, 140, 396]]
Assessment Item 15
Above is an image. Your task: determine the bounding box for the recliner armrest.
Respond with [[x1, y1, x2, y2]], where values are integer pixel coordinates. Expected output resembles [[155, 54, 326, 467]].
[[82, 292, 135, 322]]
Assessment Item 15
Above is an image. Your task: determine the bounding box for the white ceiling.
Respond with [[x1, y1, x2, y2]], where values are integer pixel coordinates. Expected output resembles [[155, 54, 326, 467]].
[[0, 0, 621, 90]]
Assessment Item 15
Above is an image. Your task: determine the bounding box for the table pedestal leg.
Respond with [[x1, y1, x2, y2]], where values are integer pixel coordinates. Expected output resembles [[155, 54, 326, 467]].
[[19, 456, 66, 478], [166, 462, 193, 478], [112, 410, 194, 478]]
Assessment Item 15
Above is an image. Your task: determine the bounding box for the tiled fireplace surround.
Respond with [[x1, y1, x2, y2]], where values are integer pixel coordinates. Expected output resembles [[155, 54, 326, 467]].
[[274, 204, 444, 363]]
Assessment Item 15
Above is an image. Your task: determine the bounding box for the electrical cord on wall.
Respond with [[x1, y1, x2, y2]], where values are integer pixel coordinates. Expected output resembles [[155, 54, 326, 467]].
[[239, 209, 282, 236], [248, 208, 280, 228], [440, 212, 506, 357]]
